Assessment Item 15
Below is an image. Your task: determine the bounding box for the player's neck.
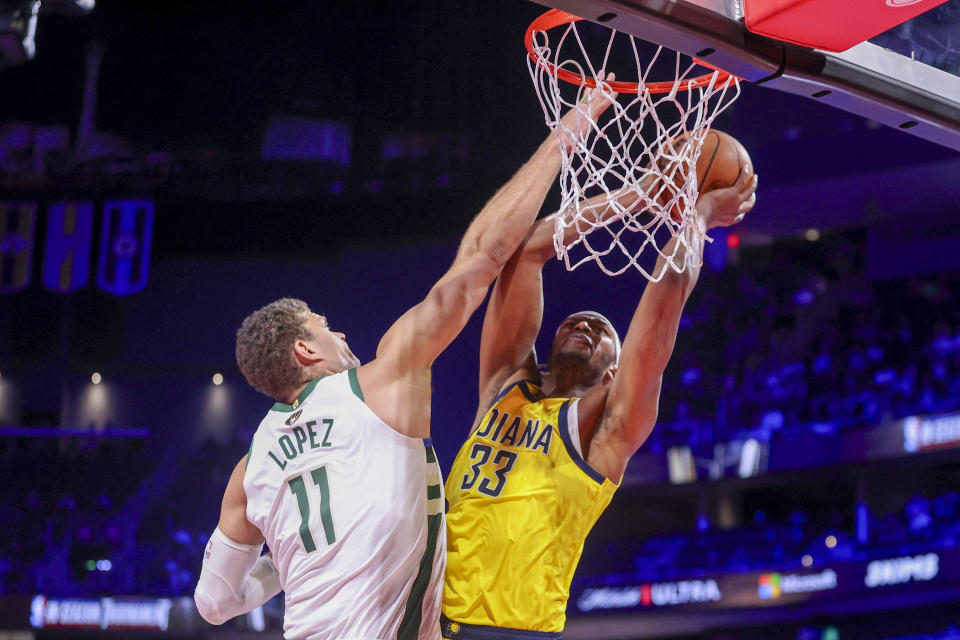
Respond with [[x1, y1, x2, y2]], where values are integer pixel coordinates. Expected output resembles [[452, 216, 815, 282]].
[[277, 366, 341, 405], [278, 380, 313, 406], [540, 363, 599, 398]]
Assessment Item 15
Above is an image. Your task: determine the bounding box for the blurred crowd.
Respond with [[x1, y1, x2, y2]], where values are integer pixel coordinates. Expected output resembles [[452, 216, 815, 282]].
[[657, 233, 960, 451], [581, 488, 960, 583], [1, 231, 959, 597], [0, 435, 148, 595]]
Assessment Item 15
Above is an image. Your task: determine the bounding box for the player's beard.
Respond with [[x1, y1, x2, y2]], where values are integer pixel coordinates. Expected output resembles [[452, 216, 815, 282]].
[[547, 348, 594, 379], [548, 342, 616, 385]]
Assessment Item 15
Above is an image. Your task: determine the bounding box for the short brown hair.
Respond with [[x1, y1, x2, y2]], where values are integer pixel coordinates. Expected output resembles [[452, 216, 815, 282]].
[[236, 298, 312, 400]]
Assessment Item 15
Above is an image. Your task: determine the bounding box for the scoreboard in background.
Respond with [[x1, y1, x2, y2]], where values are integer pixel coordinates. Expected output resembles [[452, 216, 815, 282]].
[[0, 200, 153, 296]]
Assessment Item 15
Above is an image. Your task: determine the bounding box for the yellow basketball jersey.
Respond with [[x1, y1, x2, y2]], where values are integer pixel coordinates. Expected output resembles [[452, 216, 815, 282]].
[[443, 380, 618, 633]]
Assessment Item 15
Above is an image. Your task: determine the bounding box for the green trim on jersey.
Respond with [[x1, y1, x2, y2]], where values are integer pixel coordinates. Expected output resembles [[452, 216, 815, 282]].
[[348, 368, 365, 402], [397, 444, 443, 640], [271, 377, 321, 413], [244, 438, 254, 479]]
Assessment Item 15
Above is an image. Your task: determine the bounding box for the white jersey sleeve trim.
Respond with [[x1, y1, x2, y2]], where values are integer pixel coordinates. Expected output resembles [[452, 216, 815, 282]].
[[566, 398, 584, 458]]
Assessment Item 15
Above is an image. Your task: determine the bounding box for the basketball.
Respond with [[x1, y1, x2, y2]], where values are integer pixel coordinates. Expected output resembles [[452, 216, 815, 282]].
[[653, 129, 752, 221], [695, 129, 752, 194]]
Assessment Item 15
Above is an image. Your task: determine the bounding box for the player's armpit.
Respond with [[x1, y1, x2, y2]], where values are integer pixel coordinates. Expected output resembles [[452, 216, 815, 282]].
[[587, 382, 661, 482], [597, 224, 699, 462], [575, 383, 612, 458]]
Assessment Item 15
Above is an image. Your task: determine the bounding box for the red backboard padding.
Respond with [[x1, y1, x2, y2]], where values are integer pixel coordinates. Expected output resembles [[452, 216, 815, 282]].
[[743, 0, 949, 52]]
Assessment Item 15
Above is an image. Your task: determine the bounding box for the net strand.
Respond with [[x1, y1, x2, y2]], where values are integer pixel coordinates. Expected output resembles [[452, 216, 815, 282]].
[[527, 20, 741, 280]]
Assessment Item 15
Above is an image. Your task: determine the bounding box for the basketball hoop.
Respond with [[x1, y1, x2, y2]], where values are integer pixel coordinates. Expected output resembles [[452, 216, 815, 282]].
[[525, 9, 742, 279]]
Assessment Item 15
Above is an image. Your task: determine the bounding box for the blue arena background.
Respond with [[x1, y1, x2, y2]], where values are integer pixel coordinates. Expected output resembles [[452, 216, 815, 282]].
[[0, 1, 959, 639]]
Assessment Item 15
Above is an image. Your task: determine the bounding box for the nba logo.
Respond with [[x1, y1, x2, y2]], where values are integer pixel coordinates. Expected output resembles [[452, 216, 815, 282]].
[[757, 573, 781, 599]]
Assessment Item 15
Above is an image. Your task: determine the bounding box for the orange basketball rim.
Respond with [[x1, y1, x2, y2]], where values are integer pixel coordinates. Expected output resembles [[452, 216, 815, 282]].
[[524, 9, 740, 94]]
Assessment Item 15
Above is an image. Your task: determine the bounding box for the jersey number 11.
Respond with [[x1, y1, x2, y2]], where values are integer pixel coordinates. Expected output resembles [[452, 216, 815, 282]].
[[288, 466, 336, 552]]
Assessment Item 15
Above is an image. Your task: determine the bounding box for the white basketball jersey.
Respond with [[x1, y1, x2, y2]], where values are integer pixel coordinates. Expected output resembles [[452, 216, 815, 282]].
[[244, 369, 445, 640]]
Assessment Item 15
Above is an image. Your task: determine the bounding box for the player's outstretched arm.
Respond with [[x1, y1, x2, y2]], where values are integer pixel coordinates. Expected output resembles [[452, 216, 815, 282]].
[[476, 185, 636, 412], [587, 169, 757, 483], [194, 458, 281, 625], [475, 222, 552, 414], [362, 82, 617, 436]]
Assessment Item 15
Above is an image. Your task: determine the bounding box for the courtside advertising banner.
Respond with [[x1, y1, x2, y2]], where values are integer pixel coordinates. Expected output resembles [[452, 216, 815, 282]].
[[903, 413, 960, 453], [30, 595, 175, 631], [572, 548, 960, 615], [5, 594, 269, 634]]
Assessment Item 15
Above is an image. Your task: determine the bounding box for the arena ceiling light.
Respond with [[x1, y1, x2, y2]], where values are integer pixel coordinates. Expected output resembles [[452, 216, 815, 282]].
[[0, 0, 94, 70], [0, 0, 38, 70]]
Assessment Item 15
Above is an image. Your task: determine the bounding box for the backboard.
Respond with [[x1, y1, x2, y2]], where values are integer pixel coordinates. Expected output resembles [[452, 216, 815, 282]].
[[530, 0, 960, 152]]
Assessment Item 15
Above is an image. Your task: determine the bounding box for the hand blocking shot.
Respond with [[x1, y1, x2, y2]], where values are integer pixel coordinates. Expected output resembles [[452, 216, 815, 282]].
[[192, 86, 617, 640]]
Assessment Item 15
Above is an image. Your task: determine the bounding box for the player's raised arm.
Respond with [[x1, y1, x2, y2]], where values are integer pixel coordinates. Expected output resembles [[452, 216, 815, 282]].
[[476, 184, 637, 413], [587, 168, 757, 482], [371, 85, 618, 387]]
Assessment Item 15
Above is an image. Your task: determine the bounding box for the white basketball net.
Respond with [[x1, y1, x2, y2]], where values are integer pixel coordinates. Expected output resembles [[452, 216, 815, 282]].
[[527, 17, 741, 280]]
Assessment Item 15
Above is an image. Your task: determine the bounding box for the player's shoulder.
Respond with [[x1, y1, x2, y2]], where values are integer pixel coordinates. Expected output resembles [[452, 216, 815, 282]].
[[263, 372, 356, 416], [353, 360, 386, 406], [486, 367, 544, 406], [353, 355, 429, 404], [248, 372, 359, 446]]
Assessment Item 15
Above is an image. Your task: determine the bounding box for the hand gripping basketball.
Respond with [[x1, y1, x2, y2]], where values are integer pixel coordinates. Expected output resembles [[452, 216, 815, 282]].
[[651, 129, 754, 222], [525, 9, 743, 279], [695, 168, 758, 230]]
